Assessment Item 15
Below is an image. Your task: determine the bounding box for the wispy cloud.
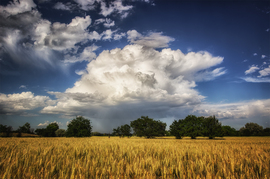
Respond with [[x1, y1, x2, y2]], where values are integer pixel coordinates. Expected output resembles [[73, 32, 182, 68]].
[[53, 2, 72, 11], [245, 65, 259, 75], [241, 77, 270, 83], [258, 65, 270, 77], [63, 44, 100, 63], [94, 18, 115, 28], [37, 121, 49, 127], [38, 120, 63, 127], [127, 30, 175, 48], [74, 0, 96, 11], [99, 0, 133, 18], [19, 85, 27, 89], [243, 63, 270, 82]]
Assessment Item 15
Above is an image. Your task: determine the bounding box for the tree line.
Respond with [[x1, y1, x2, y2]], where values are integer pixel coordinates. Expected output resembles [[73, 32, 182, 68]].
[[113, 115, 270, 139], [1, 115, 270, 138], [0, 116, 92, 137]]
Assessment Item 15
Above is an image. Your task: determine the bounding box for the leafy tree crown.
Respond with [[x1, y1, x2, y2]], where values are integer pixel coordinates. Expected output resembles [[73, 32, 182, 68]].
[[66, 116, 92, 137]]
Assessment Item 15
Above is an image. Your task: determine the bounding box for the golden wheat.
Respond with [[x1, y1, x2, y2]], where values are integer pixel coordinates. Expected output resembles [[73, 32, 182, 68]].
[[0, 137, 269, 178]]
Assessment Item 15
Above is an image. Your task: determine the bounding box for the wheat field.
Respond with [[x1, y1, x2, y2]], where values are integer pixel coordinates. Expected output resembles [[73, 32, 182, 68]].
[[0, 137, 269, 179]]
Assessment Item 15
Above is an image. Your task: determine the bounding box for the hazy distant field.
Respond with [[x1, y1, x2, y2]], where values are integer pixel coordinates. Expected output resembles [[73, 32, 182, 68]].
[[0, 137, 269, 178]]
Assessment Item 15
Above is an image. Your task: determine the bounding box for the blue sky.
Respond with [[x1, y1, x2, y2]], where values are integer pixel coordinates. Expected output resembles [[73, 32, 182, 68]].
[[0, 0, 269, 132]]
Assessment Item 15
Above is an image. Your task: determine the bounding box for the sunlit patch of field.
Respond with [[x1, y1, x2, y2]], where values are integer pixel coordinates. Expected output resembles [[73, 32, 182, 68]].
[[0, 137, 269, 178]]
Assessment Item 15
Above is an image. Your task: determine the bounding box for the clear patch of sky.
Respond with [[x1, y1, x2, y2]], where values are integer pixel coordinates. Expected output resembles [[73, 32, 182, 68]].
[[195, 81, 270, 103]]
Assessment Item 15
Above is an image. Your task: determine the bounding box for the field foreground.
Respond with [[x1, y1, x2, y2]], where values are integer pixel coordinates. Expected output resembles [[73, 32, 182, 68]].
[[0, 137, 269, 178]]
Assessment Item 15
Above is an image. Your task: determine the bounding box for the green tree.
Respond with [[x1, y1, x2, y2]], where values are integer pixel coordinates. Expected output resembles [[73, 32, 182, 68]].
[[239, 123, 263, 136], [113, 125, 132, 138], [202, 116, 223, 139], [46, 123, 59, 137], [35, 128, 47, 137], [6, 126, 13, 137], [222, 125, 237, 136], [55, 129, 66, 137], [130, 116, 166, 138], [16, 129, 22, 137], [184, 115, 202, 139], [112, 127, 121, 137], [120, 124, 132, 138], [263, 127, 270, 136], [0, 124, 7, 134], [170, 115, 204, 139], [169, 119, 186, 139], [165, 130, 171, 136], [18, 122, 31, 134], [0, 124, 13, 137], [66, 116, 92, 137]]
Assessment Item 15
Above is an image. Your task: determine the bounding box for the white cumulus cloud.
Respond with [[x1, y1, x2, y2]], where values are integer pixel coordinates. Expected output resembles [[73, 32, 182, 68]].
[[34, 16, 92, 51], [41, 44, 225, 131], [0, 92, 55, 115]]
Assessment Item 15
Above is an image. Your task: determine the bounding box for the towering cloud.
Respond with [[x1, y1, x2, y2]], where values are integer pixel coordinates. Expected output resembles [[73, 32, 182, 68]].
[[41, 43, 225, 131]]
